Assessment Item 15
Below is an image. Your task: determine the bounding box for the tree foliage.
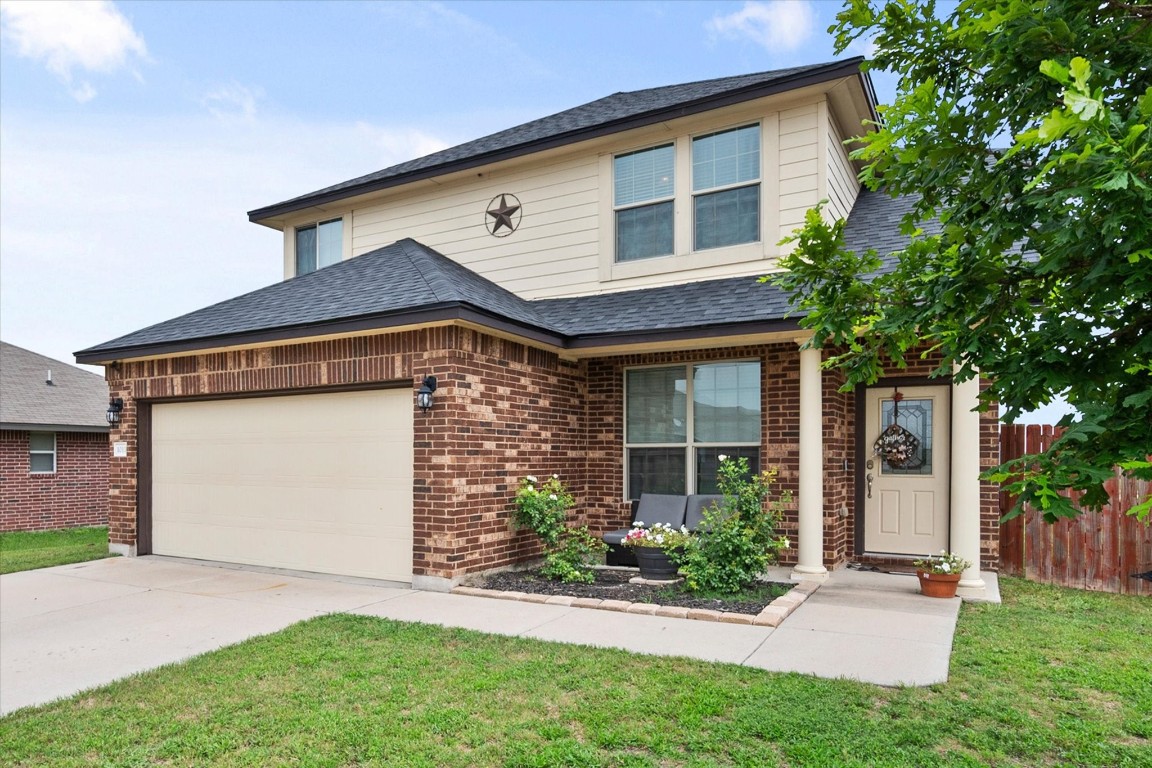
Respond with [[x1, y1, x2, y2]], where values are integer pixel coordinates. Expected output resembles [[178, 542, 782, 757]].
[[772, 0, 1152, 521]]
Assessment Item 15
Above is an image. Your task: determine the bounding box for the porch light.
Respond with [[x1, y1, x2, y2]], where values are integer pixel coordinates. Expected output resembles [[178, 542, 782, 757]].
[[417, 376, 437, 413], [106, 397, 124, 426]]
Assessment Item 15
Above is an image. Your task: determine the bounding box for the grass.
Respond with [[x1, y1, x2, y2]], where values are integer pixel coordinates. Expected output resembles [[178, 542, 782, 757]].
[[0, 578, 1148, 767], [0, 526, 115, 575]]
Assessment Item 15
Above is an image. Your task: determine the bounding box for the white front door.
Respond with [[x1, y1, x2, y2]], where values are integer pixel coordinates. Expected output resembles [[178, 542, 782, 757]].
[[863, 384, 950, 556]]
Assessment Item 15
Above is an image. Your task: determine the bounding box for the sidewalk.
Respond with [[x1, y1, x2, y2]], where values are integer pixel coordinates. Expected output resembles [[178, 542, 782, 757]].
[[1, 557, 997, 713]]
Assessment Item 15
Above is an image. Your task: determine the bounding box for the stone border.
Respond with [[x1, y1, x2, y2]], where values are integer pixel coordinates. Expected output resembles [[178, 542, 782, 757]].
[[451, 578, 821, 627]]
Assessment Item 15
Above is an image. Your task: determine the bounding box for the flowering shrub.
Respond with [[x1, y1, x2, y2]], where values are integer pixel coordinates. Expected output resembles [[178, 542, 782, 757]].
[[674, 456, 791, 593], [621, 522, 692, 550], [913, 550, 973, 575], [512, 474, 606, 583]]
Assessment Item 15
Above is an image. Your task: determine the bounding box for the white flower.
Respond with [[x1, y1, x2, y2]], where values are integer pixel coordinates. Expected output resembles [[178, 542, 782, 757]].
[[552, 474, 559, 479], [940, 563, 951, 573], [718, 454, 728, 462], [526, 475, 537, 483], [549, 494, 557, 501], [633, 520, 644, 528], [781, 537, 791, 549]]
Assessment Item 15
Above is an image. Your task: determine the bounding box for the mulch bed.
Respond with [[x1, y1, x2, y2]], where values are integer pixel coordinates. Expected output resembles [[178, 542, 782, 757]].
[[471, 568, 792, 616]]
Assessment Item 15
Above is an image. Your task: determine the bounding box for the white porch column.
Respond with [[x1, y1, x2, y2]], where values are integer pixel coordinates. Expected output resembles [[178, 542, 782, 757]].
[[951, 364, 987, 593], [792, 341, 828, 581]]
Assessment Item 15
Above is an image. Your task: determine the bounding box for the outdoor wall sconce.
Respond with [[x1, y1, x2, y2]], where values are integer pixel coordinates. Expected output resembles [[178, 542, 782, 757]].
[[106, 397, 124, 426], [417, 376, 437, 414]]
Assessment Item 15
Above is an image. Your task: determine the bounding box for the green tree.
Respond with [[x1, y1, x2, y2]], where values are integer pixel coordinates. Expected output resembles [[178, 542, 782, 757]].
[[772, 0, 1152, 521]]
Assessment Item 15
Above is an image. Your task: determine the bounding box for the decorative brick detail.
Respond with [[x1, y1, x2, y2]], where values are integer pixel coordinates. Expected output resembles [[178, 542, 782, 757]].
[[1, 430, 108, 532]]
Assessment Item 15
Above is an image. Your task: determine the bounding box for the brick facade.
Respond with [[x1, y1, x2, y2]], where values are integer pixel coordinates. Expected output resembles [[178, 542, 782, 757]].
[[1, 430, 108, 531], [106, 327, 588, 580], [104, 328, 1000, 581]]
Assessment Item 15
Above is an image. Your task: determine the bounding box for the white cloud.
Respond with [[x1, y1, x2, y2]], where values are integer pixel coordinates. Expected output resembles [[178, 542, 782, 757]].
[[0, 0, 147, 101], [0, 111, 450, 369], [201, 82, 262, 122], [706, 1, 816, 53]]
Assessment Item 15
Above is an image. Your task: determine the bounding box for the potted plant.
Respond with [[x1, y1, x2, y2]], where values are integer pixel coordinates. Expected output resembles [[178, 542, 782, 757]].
[[913, 550, 973, 598], [621, 522, 692, 580]]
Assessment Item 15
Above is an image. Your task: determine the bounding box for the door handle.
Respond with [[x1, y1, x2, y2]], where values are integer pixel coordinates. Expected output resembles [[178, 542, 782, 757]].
[[866, 473, 873, 499]]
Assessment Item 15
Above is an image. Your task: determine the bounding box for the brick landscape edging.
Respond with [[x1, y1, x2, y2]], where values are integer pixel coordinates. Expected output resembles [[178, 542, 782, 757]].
[[451, 578, 822, 627]]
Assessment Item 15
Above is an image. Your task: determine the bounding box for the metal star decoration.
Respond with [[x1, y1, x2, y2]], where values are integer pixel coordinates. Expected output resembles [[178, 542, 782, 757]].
[[485, 193, 521, 237]]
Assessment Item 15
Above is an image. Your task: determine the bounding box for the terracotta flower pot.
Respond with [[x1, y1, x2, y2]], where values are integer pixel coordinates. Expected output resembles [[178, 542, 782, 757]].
[[917, 569, 961, 598], [632, 547, 680, 580]]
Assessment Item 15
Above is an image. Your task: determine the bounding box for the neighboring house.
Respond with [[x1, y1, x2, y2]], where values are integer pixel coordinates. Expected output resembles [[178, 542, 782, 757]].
[[77, 58, 998, 594], [1, 342, 109, 532]]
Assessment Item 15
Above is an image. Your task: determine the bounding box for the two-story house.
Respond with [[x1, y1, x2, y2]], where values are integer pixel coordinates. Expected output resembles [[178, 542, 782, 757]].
[[77, 58, 997, 595]]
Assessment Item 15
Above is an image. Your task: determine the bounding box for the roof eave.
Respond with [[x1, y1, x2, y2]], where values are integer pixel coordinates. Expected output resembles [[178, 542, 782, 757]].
[[1, 422, 109, 433], [248, 58, 867, 224], [74, 303, 567, 365]]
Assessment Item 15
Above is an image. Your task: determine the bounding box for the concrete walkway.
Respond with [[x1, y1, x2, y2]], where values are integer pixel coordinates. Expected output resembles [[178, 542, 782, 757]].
[[0, 557, 997, 714]]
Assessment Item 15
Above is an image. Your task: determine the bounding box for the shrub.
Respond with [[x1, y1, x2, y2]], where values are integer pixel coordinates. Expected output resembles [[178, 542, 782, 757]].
[[512, 474, 606, 584], [674, 456, 790, 593]]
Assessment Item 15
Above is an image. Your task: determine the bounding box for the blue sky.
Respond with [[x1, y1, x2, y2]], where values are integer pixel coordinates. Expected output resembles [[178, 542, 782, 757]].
[[0, 0, 1069, 422]]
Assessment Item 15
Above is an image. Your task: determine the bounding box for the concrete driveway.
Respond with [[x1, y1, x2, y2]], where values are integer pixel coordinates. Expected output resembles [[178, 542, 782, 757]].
[[2, 556, 982, 715], [0, 556, 415, 715]]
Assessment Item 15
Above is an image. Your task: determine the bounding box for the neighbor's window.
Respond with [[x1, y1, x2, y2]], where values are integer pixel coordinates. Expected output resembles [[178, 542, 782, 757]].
[[692, 124, 760, 250], [29, 432, 56, 473], [614, 144, 674, 262], [624, 361, 761, 499], [295, 218, 343, 276]]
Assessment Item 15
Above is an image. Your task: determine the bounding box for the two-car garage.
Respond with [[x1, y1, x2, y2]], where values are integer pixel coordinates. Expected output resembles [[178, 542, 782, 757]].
[[148, 389, 414, 583]]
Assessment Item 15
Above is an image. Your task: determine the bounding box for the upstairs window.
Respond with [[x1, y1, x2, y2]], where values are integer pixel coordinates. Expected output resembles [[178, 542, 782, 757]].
[[295, 218, 343, 276], [614, 144, 674, 262], [29, 432, 56, 473], [692, 124, 760, 250]]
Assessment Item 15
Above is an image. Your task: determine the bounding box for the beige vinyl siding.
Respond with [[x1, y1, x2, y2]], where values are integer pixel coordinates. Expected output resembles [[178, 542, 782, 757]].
[[824, 110, 860, 223], [278, 91, 852, 299], [777, 103, 820, 249], [351, 153, 602, 299]]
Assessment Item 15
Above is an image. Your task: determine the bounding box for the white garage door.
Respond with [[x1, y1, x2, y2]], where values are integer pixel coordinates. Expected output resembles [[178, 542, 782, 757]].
[[151, 389, 413, 582]]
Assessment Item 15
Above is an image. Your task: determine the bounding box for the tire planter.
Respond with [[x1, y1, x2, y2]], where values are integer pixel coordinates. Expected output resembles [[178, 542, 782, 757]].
[[917, 570, 962, 598], [633, 548, 680, 581]]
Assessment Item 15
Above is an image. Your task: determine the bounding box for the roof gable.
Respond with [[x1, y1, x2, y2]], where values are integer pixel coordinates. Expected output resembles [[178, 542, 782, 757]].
[[249, 58, 868, 223]]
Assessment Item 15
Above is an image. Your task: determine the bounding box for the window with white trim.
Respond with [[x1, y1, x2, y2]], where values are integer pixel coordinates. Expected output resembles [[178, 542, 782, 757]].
[[29, 432, 56, 473], [295, 218, 343, 276], [692, 124, 760, 250], [624, 361, 761, 499], [613, 144, 674, 262]]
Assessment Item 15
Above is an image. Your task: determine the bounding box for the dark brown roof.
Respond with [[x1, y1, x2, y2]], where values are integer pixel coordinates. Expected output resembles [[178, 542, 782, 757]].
[[248, 58, 869, 222]]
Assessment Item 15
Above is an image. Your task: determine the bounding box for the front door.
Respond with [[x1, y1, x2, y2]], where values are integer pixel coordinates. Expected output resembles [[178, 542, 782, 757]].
[[863, 384, 950, 556]]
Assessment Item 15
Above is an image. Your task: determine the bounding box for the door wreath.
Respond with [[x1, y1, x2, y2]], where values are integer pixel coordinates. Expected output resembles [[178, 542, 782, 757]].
[[873, 390, 924, 469]]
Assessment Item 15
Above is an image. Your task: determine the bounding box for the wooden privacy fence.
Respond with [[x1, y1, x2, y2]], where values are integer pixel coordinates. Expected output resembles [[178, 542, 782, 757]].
[[999, 424, 1151, 595]]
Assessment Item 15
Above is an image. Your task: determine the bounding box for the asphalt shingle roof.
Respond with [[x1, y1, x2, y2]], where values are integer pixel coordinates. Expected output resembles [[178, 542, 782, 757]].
[[77, 190, 927, 363], [1, 341, 109, 429], [78, 239, 553, 357], [249, 58, 866, 221]]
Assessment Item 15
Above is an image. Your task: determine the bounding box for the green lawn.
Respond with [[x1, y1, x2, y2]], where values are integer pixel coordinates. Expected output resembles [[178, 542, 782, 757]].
[[0, 526, 115, 575], [0, 578, 1148, 767]]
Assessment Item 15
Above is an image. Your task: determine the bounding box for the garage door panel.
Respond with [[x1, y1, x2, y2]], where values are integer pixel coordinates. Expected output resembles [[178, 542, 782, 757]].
[[151, 390, 413, 582]]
